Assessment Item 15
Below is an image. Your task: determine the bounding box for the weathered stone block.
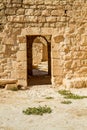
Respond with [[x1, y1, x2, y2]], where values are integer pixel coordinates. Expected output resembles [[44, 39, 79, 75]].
[[45, 0, 53, 5], [42, 10, 50, 16], [64, 60, 72, 69], [17, 69, 27, 79], [38, 16, 46, 23], [0, 66, 4, 73], [5, 83, 18, 90], [17, 51, 26, 61], [0, 10, 5, 16], [46, 17, 57, 22], [25, 9, 33, 15], [0, 45, 6, 53], [63, 78, 87, 88], [24, 16, 37, 22], [51, 10, 59, 16], [17, 8, 25, 15], [0, 79, 17, 85], [0, 3, 4, 10], [53, 35, 64, 43], [19, 43, 26, 51], [23, 0, 35, 4], [5, 38, 14, 45], [17, 36, 26, 43], [7, 15, 24, 22], [12, 0, 22, 3], [5, 8, 16, 15]]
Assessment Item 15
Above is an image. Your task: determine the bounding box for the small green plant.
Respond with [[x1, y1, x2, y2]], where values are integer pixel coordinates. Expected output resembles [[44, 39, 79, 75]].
[[61, 100, 72, 104], [64, 94, 87, 99], [45, 97, 54, 99], [58, 90, 87, 99], [10, 87, 18, 91], [58, 90, 71, 96], [23, 105, 52, 116]]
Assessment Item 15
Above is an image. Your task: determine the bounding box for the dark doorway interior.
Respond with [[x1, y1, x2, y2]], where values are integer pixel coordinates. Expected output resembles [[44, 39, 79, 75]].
[[27, 35, 51, 86]]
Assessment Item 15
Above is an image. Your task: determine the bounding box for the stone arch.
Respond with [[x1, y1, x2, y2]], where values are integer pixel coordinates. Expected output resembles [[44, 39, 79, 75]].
[[32, 36, 48, 65]]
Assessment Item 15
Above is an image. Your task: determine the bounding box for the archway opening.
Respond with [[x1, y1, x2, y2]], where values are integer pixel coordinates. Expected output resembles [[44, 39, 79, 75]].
[[27, 35, 51, 86]]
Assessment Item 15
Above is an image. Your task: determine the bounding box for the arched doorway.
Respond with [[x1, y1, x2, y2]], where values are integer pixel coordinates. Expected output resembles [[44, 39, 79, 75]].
[[27, 35, 51, 86]]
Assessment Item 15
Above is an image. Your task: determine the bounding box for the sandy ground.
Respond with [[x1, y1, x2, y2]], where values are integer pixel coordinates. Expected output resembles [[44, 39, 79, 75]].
[[0, 85, 87, 130]]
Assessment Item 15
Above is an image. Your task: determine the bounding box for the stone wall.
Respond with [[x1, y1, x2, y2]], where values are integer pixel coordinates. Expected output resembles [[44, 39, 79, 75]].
[[0, 0, 87, 87], [32, 43, 43, 66]]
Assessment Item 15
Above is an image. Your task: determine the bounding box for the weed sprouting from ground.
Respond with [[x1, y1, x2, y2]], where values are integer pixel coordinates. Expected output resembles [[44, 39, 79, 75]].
[[45, 97, 54, 99], [23, 105, 52, 116], [58, 90, 72, 96], [61, 100, 72, 104], [10, 87, 18, 91], [58, 90, 87, 99]]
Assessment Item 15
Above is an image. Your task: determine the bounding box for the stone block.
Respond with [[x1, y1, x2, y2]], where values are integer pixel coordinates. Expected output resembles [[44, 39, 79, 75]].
[[0, 10, 5, 16], [42, 10, 50, 16], [25, 16, 37, 22], [46, 17, 57, 22], [0, 65, 4, 73], [38, 16, 46, 23], [12, 0, 22, 3], [18, 79, 27, 86], [17, 8, 25, 15], [52, 66, 63, 76], [5, 83, 18, 90], [5, 8, 16, 15], [52, 76, 63, 86], [11, 70, 17, 79], [16, 51, 27, 61], [78, 67, 87, 73], [25, 9, 33, 15], [45, 0, 53, 5], [64, 60, 72, 69], [7, 15, 24, 22], [0, 3, 4, 10], [19, 43, 26, 51], [23, 0, 35, 4], [53, 59, 61, 67], [0, 79, 17, 85], [51, 10, 59, 16], [5, 38, 14, 45], [17, 36, 26, 43], [17, 62, 27, 70], [41, 28, 53, 35], [53, 35, 64, 43], [17, 69, 27, 79], [0, 45, 6, 53], [63, 77, 87, 88]]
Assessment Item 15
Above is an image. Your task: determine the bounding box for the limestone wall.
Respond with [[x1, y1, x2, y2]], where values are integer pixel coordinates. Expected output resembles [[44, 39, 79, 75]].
[[32, 43, 43, 66], [0, 0, 87, 86]]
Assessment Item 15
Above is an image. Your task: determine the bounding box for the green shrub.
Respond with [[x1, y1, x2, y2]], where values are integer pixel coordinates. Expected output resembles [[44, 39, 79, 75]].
[[64, 94, 87, 99], [58, 90, 72, 96], [45, 97, 54, 99], [23, 105, 52, 116], [61, 100, 72, 104], [58, 90, 87, 99], [10, 87, 18, 91]]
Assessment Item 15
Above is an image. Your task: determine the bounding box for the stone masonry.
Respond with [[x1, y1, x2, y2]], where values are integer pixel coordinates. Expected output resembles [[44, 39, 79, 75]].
[[0, 0, 87, 88]]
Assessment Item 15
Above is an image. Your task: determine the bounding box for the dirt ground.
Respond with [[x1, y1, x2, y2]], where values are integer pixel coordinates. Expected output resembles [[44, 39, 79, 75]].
[[0, 85, 87, 130]]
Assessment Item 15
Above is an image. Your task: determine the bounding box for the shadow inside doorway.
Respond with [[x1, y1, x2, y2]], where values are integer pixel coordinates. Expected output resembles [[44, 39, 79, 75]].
[[28, 75, 51, 86], [27, 35, 52, 86]]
